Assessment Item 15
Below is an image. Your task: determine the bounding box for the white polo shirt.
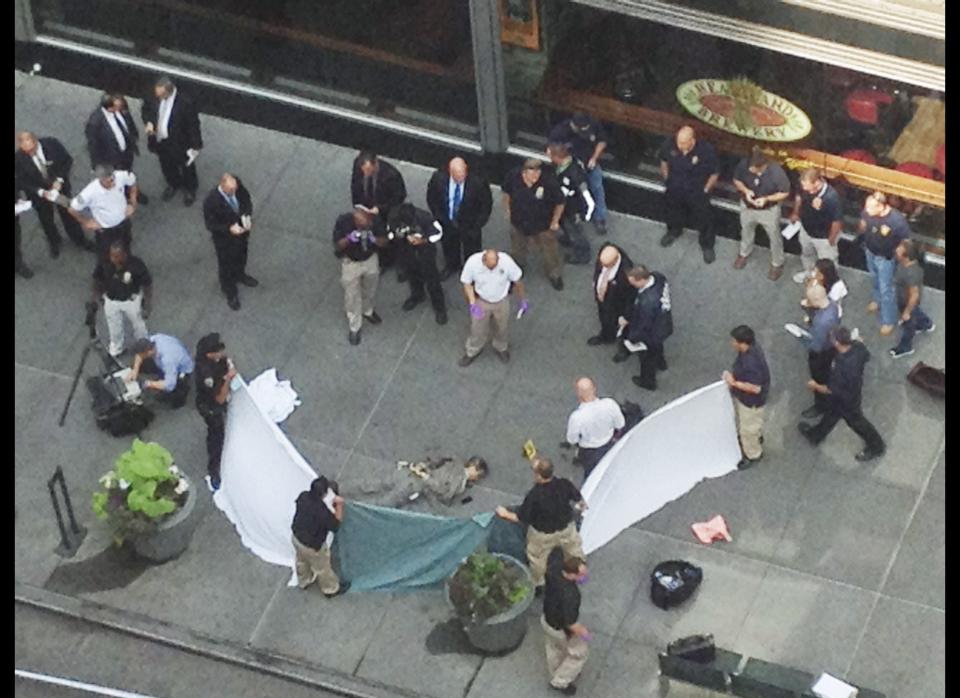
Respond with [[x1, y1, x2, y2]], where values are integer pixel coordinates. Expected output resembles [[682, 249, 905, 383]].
[[460, 251, 522, 303], [71, 170, 137, 228], [566, 398, 625, 448]]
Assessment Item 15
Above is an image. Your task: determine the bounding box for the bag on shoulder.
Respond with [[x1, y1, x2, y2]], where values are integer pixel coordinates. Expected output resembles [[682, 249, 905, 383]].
[[650, 560, 703, 610]]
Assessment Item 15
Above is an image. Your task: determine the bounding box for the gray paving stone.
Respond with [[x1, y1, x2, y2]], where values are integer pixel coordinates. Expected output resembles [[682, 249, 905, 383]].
[[881, 490, 945, 610], [846, 596, 944, 698], [588, 637, 672, 698]]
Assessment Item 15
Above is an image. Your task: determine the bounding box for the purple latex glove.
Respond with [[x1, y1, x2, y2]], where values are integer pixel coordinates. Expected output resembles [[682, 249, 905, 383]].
[[366, 230, 379, 244], [519, 299, 530, 313], [346, 230, 362, 243], [580, 631, 593, 642], [469, 303, 484, 319], [576, 572, 590, 586]]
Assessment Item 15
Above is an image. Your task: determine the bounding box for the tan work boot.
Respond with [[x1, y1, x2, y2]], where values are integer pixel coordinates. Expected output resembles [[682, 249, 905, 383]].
[[880, 324, 895, 336], [866, 301, 879, 313]]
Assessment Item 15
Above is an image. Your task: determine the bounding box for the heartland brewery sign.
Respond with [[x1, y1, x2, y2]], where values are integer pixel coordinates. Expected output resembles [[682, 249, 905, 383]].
[[677, 79, 812, 142]]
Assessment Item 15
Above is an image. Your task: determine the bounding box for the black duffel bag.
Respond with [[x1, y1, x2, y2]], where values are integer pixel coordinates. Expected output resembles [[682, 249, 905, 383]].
[[650, 560, 703, 610], [667, 634, 716, 663]]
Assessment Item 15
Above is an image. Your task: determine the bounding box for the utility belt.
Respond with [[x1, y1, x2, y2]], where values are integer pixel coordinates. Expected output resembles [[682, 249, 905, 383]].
[[104, 292, 141, 303]]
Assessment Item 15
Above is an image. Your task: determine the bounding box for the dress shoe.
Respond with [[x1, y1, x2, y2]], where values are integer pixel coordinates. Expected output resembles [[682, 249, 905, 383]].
[[74, 238, 98, 252], [227, 295, 241, 310], [702, 248, 716, 264], [435, 310, 448, 325], [15, 263, 34, 279], [363, 311, 382, 325], [239, 274, 259, 287], [797, 422, 817, 443], [564, 254, 591, 265], [323, 580, 351, 598], [440, 267, 459, 281], [855, 448, 885, 462], [402, 296, 424, 311], [183, 191, 195, 206], [348, 330, 361, 346], [534, 585, 544, 598], [137, 192, 150, 205], [551, 684, 576, 696], [550, 277, 564, 291], [612, 348, 630, 363], [397, 270, 408, 283], [768, 265, 783, 281], [801, 405, 822, 419], [631, 376, 656, 390], [733, 254, 748, 270], [458, 353, 477, 367], [660, 231, 679, 247], [496, 349, 510, 363], [737, 453, 763, 470], [49, 242, 61, 259], [587, 335, 610, 346], [161, 186, 177, 201], [657, 356, 668, 371], [594, 219, 607, 236]]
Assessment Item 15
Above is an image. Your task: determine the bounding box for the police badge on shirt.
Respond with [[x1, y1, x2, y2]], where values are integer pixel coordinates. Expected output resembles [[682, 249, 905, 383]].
[[535, 186, 544, 200], [879, 224, 891, 237]]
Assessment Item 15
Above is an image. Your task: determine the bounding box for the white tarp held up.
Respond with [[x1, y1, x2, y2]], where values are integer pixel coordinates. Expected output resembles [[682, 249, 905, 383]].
[[213, 374, 316, 583], [579, 381, 741, 554]]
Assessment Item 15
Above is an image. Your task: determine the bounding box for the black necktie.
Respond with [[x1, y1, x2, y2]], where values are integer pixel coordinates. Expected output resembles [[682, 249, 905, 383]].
[[365, 176, 373, 201]]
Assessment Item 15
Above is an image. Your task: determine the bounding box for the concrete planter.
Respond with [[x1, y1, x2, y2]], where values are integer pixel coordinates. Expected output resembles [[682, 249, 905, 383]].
[[131, 482, 198, 563], [446, 553, 534, 654]]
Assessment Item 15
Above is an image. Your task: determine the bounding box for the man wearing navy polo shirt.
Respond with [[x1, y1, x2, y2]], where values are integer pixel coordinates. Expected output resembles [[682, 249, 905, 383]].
[[858, 191, 911, 336], [723, 325, 770, 469], [549, 112, 609, 235], [657, 126, 720, 264], [791, 169, 843, 283]]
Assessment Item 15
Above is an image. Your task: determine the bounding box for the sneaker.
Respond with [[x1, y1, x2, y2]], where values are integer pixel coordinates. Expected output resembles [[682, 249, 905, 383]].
[[205, 475, 221, 492], [792, 270, 809, 284], [924, 323, 937, 334], [855, 448, 884, 462], [889, 347, 914, 359]]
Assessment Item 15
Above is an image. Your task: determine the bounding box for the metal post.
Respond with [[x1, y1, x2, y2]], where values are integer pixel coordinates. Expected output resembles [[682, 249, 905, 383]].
[[469, 0, 510, 153], [14, 0, 37, 42], [48, 467, 87, 557]]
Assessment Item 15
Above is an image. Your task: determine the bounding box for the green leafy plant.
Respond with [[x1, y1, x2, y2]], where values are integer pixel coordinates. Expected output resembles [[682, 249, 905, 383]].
[[448, 552, 530, 624], [91, 439, 189, 544]]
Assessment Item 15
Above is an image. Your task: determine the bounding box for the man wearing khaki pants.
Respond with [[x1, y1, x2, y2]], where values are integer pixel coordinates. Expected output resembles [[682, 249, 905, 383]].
[[732, 147, 791, 280], [722, 325, 771, 470], [496, 457, 586, 594], [458, 249, 528, 366], [502, 158, 566, 291], [791, 168, 843, 284], [333, 208, 387, 346]]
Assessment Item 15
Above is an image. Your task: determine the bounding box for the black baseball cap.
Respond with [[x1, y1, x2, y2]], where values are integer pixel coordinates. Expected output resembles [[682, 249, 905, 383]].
[[196, 332, 225, 356], [571, 112, 591, 129]]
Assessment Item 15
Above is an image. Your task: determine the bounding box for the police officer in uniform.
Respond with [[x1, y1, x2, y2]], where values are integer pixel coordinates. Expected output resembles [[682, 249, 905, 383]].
[[194, 333, 236, 492], [657, 126, 719, 264], [549, 111, 609, 234], [547, 142, 595, 265], [619, 265, 674, 390], [387, 203, 448, 325]]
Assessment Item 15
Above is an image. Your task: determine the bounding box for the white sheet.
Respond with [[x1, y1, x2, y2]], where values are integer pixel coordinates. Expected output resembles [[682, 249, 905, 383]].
[[212, 375, 317, 584], [580, 381, 741, 554], [247, 368, 302, 423]]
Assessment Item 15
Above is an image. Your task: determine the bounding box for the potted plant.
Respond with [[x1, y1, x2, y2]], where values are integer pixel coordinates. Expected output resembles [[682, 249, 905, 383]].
[[91, 438, 198, 563], [445, 551, 534, 654]]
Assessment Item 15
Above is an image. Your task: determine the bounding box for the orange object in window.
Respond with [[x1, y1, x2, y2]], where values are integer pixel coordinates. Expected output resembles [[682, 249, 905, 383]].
[[845, 88, 893, 125], [896, 161, 935, 179], [840, 149, 876, 165]]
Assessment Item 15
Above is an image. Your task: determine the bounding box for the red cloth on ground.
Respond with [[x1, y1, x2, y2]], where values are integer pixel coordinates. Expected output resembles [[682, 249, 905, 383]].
[[691, 515, 732, 544]]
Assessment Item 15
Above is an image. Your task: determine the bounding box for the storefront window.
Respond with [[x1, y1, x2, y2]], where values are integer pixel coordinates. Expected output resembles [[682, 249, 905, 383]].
[[502, 1, 944, 244], [31, 0, 480, 141]]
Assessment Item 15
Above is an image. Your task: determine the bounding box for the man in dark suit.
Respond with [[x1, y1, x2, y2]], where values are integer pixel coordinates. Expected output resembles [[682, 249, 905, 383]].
[[203, 173, 257, 311], [426, 157, 493, 280], [15, 131, 95, 257], [590, 243, 634, 350], [621, 265, 673, 390], [85, 93, 149, 204], [351, 150, 406, 275], [15, 183, 34, 278], [141, 76, 203, 206]]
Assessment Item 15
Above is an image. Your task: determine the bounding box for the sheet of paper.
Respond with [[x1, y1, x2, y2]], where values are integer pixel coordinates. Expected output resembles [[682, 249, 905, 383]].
[[781, 221, 802, 240], [623, 338, 647, 353], [811, 673, 858, 698], [14, 200, 33, 215], [186, 149, 199, 167]]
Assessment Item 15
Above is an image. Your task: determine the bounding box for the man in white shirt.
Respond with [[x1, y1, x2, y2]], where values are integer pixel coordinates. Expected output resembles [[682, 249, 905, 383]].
[[566, 377, 625, 481], [458, 249, 528, 366], [68, 164, 139, 261]]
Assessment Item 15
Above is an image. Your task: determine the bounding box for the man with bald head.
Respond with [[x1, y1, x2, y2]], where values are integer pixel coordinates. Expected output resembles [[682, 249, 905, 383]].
[[426, 156, 493, 280], [14, 131, 94, 256], [458, 248, 527, 366], [203, 173, 256, 310], [566, 377, 625, 482], [657, 126, 719, 264], [590, 243, 634, 350]]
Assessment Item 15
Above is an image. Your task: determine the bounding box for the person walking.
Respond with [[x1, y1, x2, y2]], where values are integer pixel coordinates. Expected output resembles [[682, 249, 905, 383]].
[[799, 327, 886, 462], [333, 208, 387, 345], [502, 158, 566, 290], [791, 168, 843, 283], [541, 549, 591, 695], [426, 157, 492, 280], [589, 244, 634, 350], [722, 325, 770, 469], [657, 126, 719, 264], [202, 173, 257, 310], [291, 477, 350, 597], [549, 111, 609, 234], [495, 457, 586, 593], [547, 142, 594, 265], [890, 239, 935, 358], [566, 377, 625, 482], [858, 191, 911, 336], [458, 249, 527, 366], [732, 147, 791, 279], [798, 284, 840, 420]]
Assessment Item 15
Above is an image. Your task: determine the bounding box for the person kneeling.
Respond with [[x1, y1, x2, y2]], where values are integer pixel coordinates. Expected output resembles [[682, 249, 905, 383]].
[[128, 334, 193, 408]]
